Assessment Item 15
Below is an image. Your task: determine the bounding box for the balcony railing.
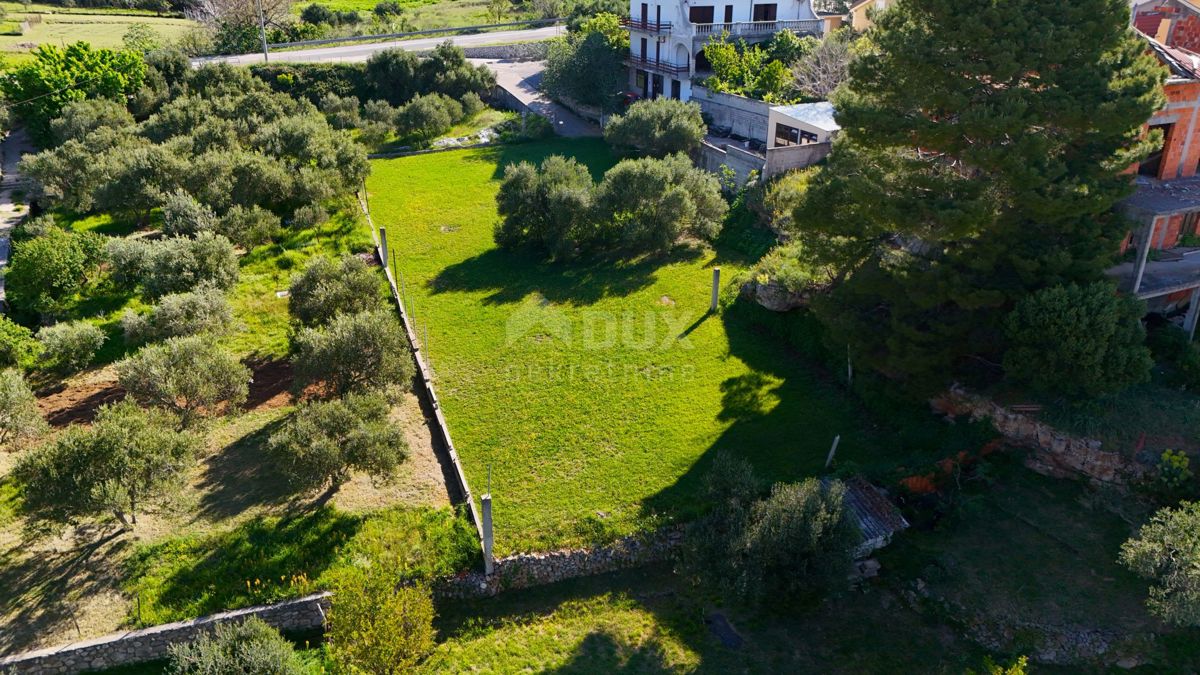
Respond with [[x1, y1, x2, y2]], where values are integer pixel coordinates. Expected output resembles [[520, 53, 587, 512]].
[[620, 17, 672, 33], [627, 54, 690, 77], [692, 19, 823, 39]]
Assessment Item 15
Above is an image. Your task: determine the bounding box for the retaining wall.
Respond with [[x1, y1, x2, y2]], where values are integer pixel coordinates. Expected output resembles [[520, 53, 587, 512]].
[[698, 139, 766, 184], [691, 85, 772, 140], [765, 141, 832, 178], [0, 594, 330, 675], [932, 385, 1145, 485], [439, 528, 684, 598]]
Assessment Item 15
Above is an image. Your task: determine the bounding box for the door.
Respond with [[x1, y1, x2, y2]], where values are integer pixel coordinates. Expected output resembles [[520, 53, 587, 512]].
[[640, 37, 648, 60], [723, 5, 733, 22], [655, 41, 660, 64], [689, 5, 715, 23], [752, 3, 777, 21], [640, 2, 647, 22], [671, 79, 681, 99], [656, 5, 661, 27], [652, 74, 664, 98]]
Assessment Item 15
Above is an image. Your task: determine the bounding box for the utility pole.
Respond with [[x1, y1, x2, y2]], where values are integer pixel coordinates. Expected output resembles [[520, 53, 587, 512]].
[[255, 0, 270, 63]]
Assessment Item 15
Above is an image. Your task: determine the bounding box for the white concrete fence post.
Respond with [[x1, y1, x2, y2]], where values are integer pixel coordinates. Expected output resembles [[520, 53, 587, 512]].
[[710, 267, 720, 312], [379, 226, 388, 268], [481, 493, 495, 575]]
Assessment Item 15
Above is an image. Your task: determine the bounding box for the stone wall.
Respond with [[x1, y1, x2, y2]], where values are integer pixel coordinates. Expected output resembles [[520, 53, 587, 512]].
[[439, 528, 684, 598], [765, 141, 832, 178], [932, 385, 1145, 485], [691, 85, 771, 140], [0, 593, 330, 675], [698, 140, 766, 185], [459, 41, 550, 61]]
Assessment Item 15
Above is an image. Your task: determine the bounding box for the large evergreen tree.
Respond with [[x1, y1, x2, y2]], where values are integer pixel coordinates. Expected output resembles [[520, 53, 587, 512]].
[[795, 0, 1166, 391]]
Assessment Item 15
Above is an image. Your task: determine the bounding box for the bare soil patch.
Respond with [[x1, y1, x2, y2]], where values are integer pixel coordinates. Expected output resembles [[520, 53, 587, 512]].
[[36, 368, 123, 428]]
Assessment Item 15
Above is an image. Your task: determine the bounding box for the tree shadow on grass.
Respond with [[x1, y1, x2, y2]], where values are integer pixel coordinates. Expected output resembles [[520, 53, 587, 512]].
[[426, 245, 704, 307], [462, 138, 615, 182], [194, 416, 295, 522], [0, 528, 130, 655], [546, 630, 679, 674], [123, 507, 360, 626]]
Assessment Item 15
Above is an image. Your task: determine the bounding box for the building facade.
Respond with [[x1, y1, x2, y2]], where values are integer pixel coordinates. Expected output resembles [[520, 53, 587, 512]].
[[623, 0, 824, 101]]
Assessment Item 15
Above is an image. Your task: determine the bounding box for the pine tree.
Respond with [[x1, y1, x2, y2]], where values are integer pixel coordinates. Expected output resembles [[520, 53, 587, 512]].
[[796, 0, 1166, 391]]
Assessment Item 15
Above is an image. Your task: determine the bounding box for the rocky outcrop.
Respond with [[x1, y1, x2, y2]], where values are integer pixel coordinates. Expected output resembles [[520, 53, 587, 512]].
[[931, 385, 1145, 485], [741, 278, 810, 312]]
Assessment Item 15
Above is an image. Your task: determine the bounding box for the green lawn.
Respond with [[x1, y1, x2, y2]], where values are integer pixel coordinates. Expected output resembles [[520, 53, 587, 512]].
[[367, 138, 891, 555], [291, 0, 531, 27], [0, 12, 197, 56]]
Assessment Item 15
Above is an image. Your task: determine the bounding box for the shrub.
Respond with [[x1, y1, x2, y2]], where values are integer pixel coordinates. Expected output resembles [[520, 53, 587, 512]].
[[14, 400, 198, 529], [12, 214, 59, 243], [328, 569, 435, 674], [292, 310, 413, 396], [494, 155, 594, 259], [761, 168, 817, 233], [218, 205, 282, 249], [0, 316, 40, 369], [593, 153, 728, 251], [161, 189, 218, 237], [363, 98, 398, 125], [288, 255, 380, 326], [117, 335, 251, 426], [680, 454, 858, 605], [167, 617, 303, 674], [37, 320, 105, 373], [1003, 282, 1153, 398], [542, 13, 627, 112], [50, 98, 134, 146], [0, 368, 46, 447], [106, 237, 152, 288], [142, 232, 240, 298], [1147, 322, 1200, 390], [359, 121, 392, 147], [749, 242, 828, 296], [365, 48, 422, 106], [319, 92, 362, 130], [603, 98, 706, 157], [291, 203, 328, 230], [123, 285, 234, 344], [374, 0, 404, 17], [300, 2, 336, 24], [496, 113, 554, 142], [268, 391, 407, 494], [1120, 500, 1200, 626], [395, 93, 458, 143], [459, 91, 484, 119], [6, 227, 105, 315]]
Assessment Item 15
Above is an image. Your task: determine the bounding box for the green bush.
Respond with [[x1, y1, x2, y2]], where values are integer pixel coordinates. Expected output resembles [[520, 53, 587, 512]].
[[494, 155, 594, 260], [251, 62, 372, 105], [593, 153, 727, 251], [122, 285, 234, 345], [749, 242, 827, 295], [161, 189, 218, 237], [459, 91, 484, 119], [1147, 322, 1200, 390], [288, 255, 380, 326], [166, 616, 304, 674], [142, 232, 240, 298], [218, 205, 282, 249], [395, 93, 460, 144], [603, 98, 706, 157], [6, 227, 105, 315], [0, 316, 40, 369], [290, 203, 328, 231], [319, 92, 362, 130], [268, 391, 408, 494], [0, 368, 46, 447], [291, 310, 413, 397], [1003, 282, 1153, 398], [363, 98, 398, 125], [105, 237, 152, 289], [1120, 500, 1200, 626], [328, 570, 435, 674], [496, 113, 555, 143], [37, 320, 105, 373], [117, 335, 251, 426]]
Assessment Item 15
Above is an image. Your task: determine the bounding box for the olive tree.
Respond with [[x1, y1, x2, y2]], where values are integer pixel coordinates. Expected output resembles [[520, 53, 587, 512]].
[[14, 401, 198, 529], [1120, 501, 1200, 627], [122, 285, 234, 344], [494, 155, 594, 260], [288, 255, 381, 326], [36, 320, 105, 373], [5, 227, 105, 316], [268, 391, 407, 494], [0, 368, 46, 447], [161, 189, 218, 237], [292, 310, 413, 397], [593, 154, 728, 252], [117, 335, 251, 426], [141, 232, 240, 298], [603, 98, 706, 157]]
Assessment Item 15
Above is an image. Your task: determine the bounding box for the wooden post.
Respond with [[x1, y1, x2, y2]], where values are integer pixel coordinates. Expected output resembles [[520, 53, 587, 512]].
[[379, 226, 388, 268], [710, 267, 721, 312]]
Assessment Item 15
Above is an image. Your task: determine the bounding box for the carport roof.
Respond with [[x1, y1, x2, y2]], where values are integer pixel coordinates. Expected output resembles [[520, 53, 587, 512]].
[[770, 101, 840, 133]]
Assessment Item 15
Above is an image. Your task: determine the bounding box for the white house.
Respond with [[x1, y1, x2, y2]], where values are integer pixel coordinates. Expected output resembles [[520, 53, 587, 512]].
[[767, 101, 839, 148], [623, 0, 824, 101]]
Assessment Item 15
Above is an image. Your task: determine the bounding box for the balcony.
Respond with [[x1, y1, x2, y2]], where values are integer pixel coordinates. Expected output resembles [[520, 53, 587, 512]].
[[692, 19, 823, 42], [620, 17, 672, 34], [627, 54, 690, 77]]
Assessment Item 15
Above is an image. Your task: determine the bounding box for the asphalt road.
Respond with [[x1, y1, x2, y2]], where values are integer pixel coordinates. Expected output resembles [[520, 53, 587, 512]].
[[199, 25, 563, 66]]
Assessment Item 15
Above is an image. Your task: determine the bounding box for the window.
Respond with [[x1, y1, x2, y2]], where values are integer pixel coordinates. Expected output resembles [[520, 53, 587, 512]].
[[752, 3, 777, 21], [640, 37, 648, 59], [636, 70, 648, 93], [1185, 211, 1200, 238], [1140, 123, 1172, 177], [671, 79, 681, 99], [689, 5, 714, 22], [774, 123, 819, 147], [724, 5, 733, 22]]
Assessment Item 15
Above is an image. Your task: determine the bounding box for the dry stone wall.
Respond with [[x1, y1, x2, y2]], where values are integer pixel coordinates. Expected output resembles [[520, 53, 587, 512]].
[[0, 593, 330, 675], [932, 385, 1145, 485]]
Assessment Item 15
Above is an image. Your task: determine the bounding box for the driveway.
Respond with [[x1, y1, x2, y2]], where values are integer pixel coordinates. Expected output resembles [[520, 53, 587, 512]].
[[199, 26, 563, 66], [0, 128, 31, 312], [471, 58, 602, 138]]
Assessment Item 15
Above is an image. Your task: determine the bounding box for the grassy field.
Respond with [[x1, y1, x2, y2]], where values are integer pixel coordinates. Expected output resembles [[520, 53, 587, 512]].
[[291, 0, 529, 27], [367, 138, 905, 555], [0, 12, 196, 58]]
